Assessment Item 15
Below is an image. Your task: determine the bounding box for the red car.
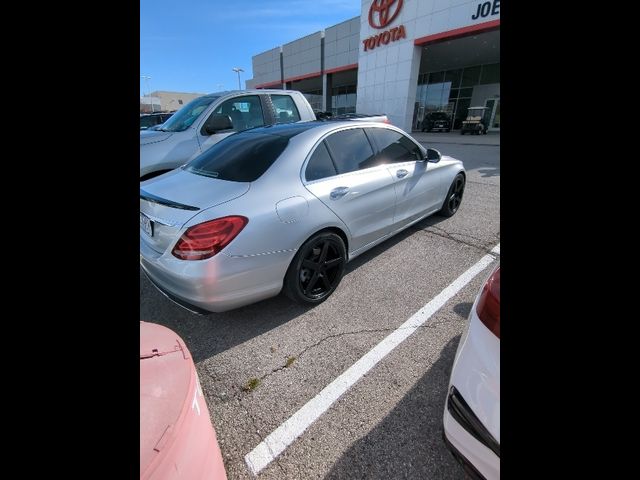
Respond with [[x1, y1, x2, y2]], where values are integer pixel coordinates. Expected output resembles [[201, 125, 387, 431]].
[[140, 321, 227, 479]]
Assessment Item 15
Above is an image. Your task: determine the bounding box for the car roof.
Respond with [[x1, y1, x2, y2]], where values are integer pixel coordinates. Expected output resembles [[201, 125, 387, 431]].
[[206, 89, 302, 96], [238, 120, 400, 141]]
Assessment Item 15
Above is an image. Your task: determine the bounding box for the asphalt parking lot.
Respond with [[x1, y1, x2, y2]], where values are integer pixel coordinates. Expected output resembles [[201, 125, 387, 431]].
[[140, 132, 500, 479]]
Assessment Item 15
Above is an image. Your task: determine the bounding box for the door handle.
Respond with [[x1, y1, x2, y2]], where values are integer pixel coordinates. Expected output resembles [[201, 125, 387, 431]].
[[330, 186, 350, 200], [396, 169, 409, 179]]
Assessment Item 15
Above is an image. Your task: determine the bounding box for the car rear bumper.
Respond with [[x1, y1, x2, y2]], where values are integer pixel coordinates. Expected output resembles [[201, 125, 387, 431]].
[[140, 235, 293, 313], [443, 399, 499, 480], [443, 300, 500, 479], [442, 428, 487, 480]]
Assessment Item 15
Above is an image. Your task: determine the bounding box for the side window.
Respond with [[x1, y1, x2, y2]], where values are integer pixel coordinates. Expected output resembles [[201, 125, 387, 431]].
[[324, 128, 376, 174], [140, 116, 154, 129], [210, 95, 264, 132], [271, 95, 301, 124], [305, 142, 337, 182], [368, 128, 423, 163]]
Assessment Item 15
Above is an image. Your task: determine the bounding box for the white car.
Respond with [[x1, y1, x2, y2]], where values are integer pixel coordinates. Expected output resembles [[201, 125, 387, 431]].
[[443, 265, 500, 480]]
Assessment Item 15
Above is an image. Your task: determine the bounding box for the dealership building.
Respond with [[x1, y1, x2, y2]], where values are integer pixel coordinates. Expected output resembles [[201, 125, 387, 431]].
[[246, 0, 500, 133]]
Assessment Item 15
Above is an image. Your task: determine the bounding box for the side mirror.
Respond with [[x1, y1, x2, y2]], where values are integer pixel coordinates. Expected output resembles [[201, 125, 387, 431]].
[[204, 114, 233, 135], [426, 148, 441, 163]]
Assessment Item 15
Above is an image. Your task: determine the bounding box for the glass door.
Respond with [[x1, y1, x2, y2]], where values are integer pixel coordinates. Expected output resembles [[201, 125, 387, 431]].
[[484, 98, 500, 131]]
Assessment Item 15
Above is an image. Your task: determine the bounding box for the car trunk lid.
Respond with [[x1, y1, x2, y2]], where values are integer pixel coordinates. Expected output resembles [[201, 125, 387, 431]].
[[140, 321, 191, 476], [140, 169, 250, 254]]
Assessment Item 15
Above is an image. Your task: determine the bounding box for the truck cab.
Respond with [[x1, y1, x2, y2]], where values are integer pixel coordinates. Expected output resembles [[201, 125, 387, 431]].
[[140, 90, 316, 181]]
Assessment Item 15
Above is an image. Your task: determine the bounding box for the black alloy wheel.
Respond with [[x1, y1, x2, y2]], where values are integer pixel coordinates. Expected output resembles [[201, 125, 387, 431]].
[[439, 173, 465, 217], [283, 232, 346, 305]]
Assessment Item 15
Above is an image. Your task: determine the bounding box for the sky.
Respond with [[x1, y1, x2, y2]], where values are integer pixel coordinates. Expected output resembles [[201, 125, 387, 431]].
[[140, 0, 361, 95]]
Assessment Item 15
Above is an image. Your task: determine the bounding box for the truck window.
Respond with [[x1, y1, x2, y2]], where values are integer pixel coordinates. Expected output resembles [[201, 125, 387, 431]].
[[272, 95, 301, 124], [209, 95, 265, 132]]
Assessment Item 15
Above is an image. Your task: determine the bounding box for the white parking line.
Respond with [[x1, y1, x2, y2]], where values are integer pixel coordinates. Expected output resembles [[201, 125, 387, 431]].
[[245, 244, 500, 475]]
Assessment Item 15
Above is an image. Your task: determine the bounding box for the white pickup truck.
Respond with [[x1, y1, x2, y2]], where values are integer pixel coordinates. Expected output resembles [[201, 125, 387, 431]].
[[140, 89, 388, 180]]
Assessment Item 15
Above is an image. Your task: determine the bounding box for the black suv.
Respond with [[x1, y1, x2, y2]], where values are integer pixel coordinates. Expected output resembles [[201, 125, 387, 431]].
[[140, 112, 174, 130], [421, 111, 451, 132]]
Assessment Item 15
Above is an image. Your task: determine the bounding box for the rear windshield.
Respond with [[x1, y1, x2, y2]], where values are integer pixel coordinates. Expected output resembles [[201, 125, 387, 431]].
[[184, 132, 289, 182]]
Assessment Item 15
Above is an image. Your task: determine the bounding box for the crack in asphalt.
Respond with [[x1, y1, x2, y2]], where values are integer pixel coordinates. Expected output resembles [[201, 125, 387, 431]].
[[203, 305, 480, 476], [201, 364, 288, 477], [251, 319, 456, 389], [410, 224, 498, 251]]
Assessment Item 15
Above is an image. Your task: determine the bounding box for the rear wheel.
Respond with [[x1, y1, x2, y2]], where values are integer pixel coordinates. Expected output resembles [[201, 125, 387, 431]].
[[439, 173, 465, 217], [283, 232, 346, 305]]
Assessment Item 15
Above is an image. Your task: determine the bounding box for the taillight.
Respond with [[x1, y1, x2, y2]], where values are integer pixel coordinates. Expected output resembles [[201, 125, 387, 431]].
[[476, 266, 500, 338], [383, 117, 391, 124], [172, 216, 248, 260]]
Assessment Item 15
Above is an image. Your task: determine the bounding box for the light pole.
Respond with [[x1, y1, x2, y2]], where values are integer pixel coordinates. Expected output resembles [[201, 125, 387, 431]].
[[141, 75, 154, 112], [232, 67, 244, 90]]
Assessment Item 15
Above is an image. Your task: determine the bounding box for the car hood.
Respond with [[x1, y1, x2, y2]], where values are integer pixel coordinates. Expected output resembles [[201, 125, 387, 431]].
[[140, 130, 174, 145]]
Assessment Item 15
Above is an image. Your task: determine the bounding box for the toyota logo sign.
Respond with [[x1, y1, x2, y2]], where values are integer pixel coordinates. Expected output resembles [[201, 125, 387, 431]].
[[368, 0, 404, 29]]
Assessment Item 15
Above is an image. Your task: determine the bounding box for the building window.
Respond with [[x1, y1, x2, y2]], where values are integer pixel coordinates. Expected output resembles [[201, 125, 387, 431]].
[[479, 63, 500, 85], [415, 62, 500, 130], [331, 84, 357, 115], [178, 99, 183, 105], [301, 91, 323, 112]]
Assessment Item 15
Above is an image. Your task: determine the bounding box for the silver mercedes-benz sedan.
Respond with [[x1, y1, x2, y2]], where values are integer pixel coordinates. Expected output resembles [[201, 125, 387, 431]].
[[140, 121, 465, 313]]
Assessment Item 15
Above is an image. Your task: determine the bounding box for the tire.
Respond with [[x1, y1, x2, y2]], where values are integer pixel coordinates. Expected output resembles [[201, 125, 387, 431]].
[[283, 231, 347, 306], [438, 173, 465, 217], [446, 128, 451, 133], [460, 130, 465, 135]]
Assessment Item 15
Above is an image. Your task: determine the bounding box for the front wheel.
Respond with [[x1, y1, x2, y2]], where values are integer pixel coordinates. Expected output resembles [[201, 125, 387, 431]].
[[283, 232, 346, 305], [439, 173, 465, 217]]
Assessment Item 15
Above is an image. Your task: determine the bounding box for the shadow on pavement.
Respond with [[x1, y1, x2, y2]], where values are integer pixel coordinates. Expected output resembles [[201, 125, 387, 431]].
[[453, 301, 473, 318], [324, 334, 467, 480], [345, 214, 450, 273], [141, 269, 317, 363], [140, 213, 454, 363], [478, 166, 500, 178]]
